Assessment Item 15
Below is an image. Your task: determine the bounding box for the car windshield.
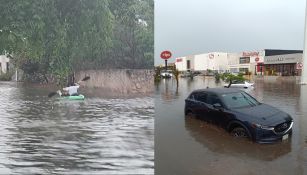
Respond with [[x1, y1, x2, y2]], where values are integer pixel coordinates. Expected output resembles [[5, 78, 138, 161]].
[[221, 92, 260, 109]]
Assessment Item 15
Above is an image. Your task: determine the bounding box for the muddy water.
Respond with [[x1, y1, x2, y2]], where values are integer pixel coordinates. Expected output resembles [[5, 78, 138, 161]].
[[155, 77, 307, 175], [0, 82, 154, 174]]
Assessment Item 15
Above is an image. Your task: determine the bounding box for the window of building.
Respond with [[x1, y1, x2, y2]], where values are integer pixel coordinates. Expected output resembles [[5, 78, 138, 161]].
[[239, 57, 250, 64], [187, 60, 190, 69], [239, 68, 249, 74]]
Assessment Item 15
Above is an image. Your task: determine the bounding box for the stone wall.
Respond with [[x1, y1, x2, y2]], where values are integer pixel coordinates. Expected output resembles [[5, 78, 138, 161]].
[[75, 69, 154, 95]]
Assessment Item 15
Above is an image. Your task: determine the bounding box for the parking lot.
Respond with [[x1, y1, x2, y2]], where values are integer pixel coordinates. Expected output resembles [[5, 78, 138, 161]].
[[155, 77, 307, 175]]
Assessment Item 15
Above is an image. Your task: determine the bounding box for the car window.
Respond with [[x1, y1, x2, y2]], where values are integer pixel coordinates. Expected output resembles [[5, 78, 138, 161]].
[[207, 94, 222, 105], [194, 92, 208, 103], [221, 92, 260, 109]]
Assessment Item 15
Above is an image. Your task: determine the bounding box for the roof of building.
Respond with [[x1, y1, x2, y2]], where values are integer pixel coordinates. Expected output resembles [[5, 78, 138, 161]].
[[264, 49, 303, 56]]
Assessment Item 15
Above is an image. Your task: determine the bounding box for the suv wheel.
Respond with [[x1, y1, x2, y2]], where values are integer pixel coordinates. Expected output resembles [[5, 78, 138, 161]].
[[231, 127, 249, 138], [186, 110, 195, 118]]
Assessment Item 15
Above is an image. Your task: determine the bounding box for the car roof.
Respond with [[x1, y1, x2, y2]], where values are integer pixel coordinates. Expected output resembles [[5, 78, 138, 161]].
[[191, 88, 243, 95]]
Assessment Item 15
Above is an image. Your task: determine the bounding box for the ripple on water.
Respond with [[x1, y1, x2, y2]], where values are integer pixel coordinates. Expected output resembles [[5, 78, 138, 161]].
[[0, 82, 154, 174]]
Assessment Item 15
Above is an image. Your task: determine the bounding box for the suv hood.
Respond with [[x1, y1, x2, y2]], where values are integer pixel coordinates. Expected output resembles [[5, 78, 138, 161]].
[[232, 104, 292, 126]]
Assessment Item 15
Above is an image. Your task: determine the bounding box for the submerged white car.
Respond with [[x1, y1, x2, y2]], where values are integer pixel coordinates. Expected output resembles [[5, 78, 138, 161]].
[[224, 80, 254, 89], [160, 70, 173, 78]]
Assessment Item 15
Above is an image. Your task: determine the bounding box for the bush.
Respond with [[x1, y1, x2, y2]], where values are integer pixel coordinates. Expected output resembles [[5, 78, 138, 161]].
[[214, 72, 220, 82], [0, 71, 14, 81]]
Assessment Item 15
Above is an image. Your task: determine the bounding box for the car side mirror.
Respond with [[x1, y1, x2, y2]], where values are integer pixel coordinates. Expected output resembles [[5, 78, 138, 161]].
[[213, 103, 223, 110]]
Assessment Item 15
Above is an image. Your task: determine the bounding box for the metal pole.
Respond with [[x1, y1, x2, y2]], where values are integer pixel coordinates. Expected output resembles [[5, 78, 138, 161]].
[[301, 0, 307, 84], [165, 59, 167, 72]]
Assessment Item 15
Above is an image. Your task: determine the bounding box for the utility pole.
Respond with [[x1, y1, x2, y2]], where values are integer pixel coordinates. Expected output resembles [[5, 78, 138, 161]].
[[301, 0, 307, 84]]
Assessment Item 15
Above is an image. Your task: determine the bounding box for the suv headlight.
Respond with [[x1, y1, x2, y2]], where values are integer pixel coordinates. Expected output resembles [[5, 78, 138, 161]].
[[252, 123, 274, 130]]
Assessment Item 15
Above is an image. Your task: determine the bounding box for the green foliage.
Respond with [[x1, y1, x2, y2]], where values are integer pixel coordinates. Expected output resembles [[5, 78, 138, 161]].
[[0, 0, 153, 84], [219, 72, 245, 83], [154, 67, 161, 83], [214, 72, 220, 82], [108, 0, 154, 69], [0, 70, 14, 81]]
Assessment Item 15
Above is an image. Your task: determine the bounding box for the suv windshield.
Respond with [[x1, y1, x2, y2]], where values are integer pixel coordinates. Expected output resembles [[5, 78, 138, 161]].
[[221, 92, 260, 109]]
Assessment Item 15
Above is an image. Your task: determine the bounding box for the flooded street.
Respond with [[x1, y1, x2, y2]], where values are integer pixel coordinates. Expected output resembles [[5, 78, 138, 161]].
[[0, 82, 154, 174], [155, 77, 307, 175]]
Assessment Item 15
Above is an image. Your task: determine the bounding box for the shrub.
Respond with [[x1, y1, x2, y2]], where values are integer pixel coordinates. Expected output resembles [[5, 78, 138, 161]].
[[0, 71, 14, 81]]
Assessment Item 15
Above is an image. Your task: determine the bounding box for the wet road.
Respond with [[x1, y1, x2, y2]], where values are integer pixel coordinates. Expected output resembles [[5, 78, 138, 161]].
[[0, 82, 154, 174], [155, 77, 307, 175]]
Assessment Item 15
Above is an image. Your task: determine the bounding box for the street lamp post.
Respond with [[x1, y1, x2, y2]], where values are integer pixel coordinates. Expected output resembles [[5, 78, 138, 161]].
[[301, 0, 307, 84]]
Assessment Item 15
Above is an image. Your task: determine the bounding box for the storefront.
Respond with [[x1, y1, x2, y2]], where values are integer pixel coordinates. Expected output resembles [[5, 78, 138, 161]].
[[263, 52, 303, 76]]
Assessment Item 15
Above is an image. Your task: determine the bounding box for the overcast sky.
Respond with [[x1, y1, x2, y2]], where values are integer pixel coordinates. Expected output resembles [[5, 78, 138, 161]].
[[154, 0, 306, 65]]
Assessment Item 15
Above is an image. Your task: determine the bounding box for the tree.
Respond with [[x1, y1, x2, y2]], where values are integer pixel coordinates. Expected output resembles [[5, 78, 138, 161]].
[[0, 0, 154, 84]]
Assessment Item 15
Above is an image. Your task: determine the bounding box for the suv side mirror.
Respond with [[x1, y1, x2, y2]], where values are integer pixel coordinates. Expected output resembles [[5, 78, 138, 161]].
[[213, 103, 223, 110]]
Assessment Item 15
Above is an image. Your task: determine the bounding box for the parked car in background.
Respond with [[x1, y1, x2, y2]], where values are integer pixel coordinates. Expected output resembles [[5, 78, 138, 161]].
[[160, 70, 173, 78], [224, 80, 254, 89], [180, 70, 193, 78], [184, 88, 293, 143]]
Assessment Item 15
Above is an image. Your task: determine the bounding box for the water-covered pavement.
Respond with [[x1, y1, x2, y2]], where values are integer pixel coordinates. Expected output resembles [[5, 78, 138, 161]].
[[155, 77, 307, 175], [0, 82, 154, 174]]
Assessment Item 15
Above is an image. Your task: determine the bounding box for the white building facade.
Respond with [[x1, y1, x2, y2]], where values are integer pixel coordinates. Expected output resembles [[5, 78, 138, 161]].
[[175, 51, 264, 74], [228, 50, 265, 75], [176, 52, 228, 73]]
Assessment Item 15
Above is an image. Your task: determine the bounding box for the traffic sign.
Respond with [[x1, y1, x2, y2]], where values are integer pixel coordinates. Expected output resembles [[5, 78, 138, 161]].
[[160, 51, 172, 60]]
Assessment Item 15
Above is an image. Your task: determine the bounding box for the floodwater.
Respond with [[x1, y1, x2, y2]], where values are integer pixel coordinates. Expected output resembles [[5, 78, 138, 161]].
[[0, 82, 154, 174], [155, 76, 307, 175]]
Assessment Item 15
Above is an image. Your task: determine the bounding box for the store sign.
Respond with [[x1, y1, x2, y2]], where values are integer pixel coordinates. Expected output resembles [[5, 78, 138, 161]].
[[264, 53, 302, 64], [209, 53, 214, 59], [243, 52, 259, 57], [296, 62, 303, 69], [176, 58, 182, 62], [160, 51, 172, 60]]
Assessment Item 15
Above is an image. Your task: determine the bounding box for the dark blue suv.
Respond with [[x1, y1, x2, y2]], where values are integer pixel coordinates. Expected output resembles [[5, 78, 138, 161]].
[[184, 88, 293, 143]]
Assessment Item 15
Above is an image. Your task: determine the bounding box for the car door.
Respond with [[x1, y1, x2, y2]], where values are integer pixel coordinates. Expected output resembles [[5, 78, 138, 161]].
[[193, 92, 211, 121], [206, 93, 228, 127]]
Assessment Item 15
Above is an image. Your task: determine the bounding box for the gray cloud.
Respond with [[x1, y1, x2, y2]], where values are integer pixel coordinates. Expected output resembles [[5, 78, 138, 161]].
[[155, 0, 305, 65]]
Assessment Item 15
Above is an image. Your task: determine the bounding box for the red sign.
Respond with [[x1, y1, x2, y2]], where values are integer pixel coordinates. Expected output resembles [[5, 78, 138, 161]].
[[243, 52, 259, 57], [176, 58, 182, 62], [209, 53, 214, 59], [160, 51, 172, 60], [255, 57, 259, 62], [297, 63, 303, 70]]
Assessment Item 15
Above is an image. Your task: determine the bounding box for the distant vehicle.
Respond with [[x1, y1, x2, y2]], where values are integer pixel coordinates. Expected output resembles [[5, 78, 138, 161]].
[[193, 71, 202, 76], [180, 71, 193, 78], [224, 80, 254, 89], [184, 88, 293, 143], [206, 72, 215, 76], [160, 70, 173, 78]]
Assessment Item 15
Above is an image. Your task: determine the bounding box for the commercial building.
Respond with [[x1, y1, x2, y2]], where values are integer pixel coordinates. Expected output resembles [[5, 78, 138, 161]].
[[175, 49, 303, 76], [228, 51, 264, 75], [263, 49, 303, 76], [175, 51, 264, 75], [175, 52, 228, 73]]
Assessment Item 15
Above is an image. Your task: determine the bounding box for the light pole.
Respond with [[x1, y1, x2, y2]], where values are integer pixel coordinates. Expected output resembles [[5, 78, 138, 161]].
[[301, 0, 307, 84]]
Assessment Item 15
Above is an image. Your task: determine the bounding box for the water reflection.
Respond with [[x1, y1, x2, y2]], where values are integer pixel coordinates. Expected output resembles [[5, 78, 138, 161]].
[[185, 116, 291, 161]]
